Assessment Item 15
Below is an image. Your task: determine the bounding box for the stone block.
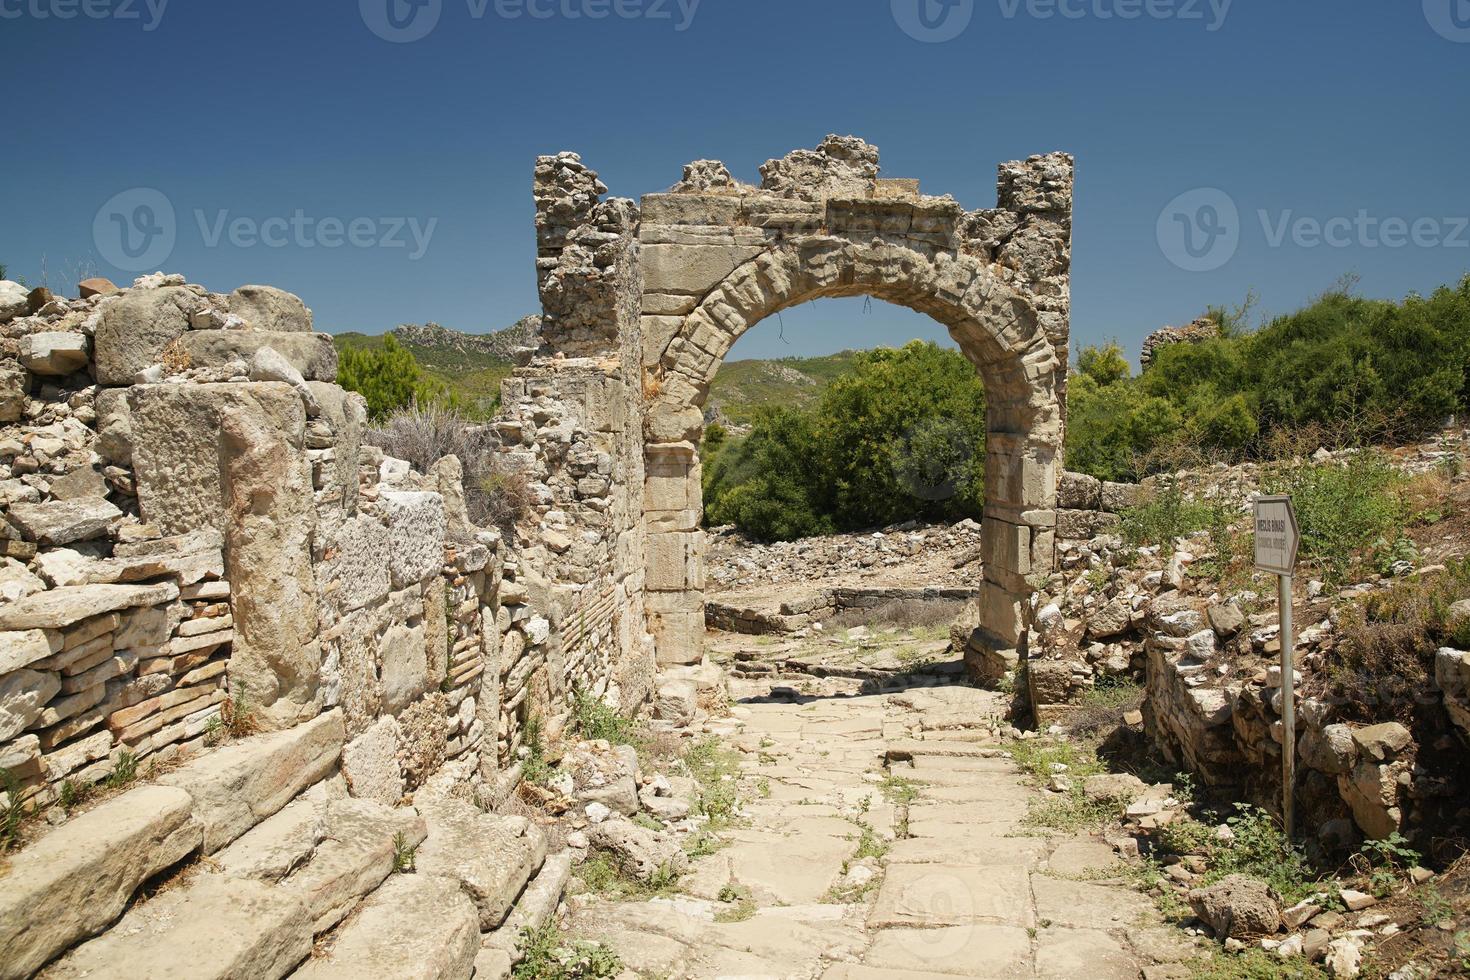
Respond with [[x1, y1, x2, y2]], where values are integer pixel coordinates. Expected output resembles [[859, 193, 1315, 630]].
[[292, 874, 478, 980], [172, 332, 334, 386], [322, 515, 391, 613], [0, 785, 202, 980], [380, 620, 429, 715], [0, 628, 60, 674], [0, 360, 25, 422], [92, 285, 198, 384], [0, 581, 178, 631], [641, 243, 764, 297], [639, 193, 744, 227], [1101, 481, 1144, 513], [416, 799, 547, 929], [645, 530, 704, 592], [18, 331, 89, 376], [1055, 509, 1121, 540], [381, 491, 445, 589], [158, 709, 344, 853], [227, 284, 313, 332], [6, 497, 122, 546], [340, 715, 405, 805], [1058, 470, 1102, 510]]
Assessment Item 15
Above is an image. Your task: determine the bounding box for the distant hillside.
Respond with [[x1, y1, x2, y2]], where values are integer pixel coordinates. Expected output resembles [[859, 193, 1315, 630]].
[[333, 318, 861, 424], [708, 351, 860, 426], [333, 317, 537, 415]]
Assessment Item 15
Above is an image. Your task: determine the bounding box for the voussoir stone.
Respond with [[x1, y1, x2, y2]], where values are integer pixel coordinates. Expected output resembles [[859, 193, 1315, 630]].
[[158, 709, 345, 853], [0, 785, 202, 980]]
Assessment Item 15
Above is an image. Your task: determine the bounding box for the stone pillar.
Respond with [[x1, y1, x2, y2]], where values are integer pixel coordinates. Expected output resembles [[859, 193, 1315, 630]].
[[643, 441, 703, 665]]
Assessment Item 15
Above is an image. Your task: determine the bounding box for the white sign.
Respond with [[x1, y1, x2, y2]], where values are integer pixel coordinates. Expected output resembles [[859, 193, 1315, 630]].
[[1254, 495, 1299, 576]]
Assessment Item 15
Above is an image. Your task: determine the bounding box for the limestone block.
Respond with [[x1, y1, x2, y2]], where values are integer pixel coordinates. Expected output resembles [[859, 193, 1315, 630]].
[[0, 628, 60, 674], [93, 388, 132, 466], [177, 330, 337, 382], [158, 709, 344, 853], [417, 799, 548, 929], [639, 193, 743, 227], [333, 609, 383, 737], [6, 497, 122, 546], [0, 668, 60, 740], [18, 331, 89, 376], [0, 581, 178, 631], [0, 360, 25, 422], [641, 243, 764, 297], [248, 346, 319, 415], [282, 797, 426, 934], [306, 382, 366, 515], [976, 580, 1024, 647], [46, 465, 109, 501], [1058, 471, 1102, 510], [1055, 509, 1121, 540], [43, 873, 312, 980], [92, 285, 198, 384], [323, 514, 391, 614], [227, 284, 313, 332], [381, 490, 445, 589], [640, 314, 685, 366], [0, 785, 202, 980], [646, 530, 704, 592], [424, 579, 449, 690], [1101, 481, 1144, 513], [380, 621, 430, 715], [340, 715, 405, 805], [981, 518, 1031, 577], [0, 280, 27, 322], [647, 591, 704, 667], [292, 874, 478, 980], [217, 385, 321, 728]]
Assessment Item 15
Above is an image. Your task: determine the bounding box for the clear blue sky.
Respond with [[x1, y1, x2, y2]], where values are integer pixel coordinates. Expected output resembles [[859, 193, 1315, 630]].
[[2, 0, 1467, 364]]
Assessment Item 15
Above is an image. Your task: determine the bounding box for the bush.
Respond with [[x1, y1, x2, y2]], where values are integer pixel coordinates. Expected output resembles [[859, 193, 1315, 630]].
[[1263, 452, 1406, 581], [367, 401, 532, 529], [1120, 478, 1232, 549], [339, 335, 458, 420], [703, 341, 986, 540]]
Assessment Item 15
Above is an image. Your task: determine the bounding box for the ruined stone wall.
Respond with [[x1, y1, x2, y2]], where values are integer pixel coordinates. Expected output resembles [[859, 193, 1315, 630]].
[[0, 274, 513, 819]]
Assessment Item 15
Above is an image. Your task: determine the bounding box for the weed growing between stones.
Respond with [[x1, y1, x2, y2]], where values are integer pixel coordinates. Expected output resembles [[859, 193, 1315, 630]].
[[879, 774, 919, 805], [1009, 739, 1118, 834], [391, 831, 417, 873], [1151, 806, 1321, 907], [520, 715, 553, 787], [570, 686, 640, 747], [1184, 948, 1328, 979], [514, 923, 622, 980], [205, 686, 258, 746], [715, 883, 756, 922], [574, 852, 679, 901], [1, 767, 31, 852], [681, 736, 740, 829]]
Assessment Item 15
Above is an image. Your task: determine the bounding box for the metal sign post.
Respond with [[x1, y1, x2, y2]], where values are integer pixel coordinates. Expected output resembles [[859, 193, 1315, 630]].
[[1255, 495, 1300, 838]]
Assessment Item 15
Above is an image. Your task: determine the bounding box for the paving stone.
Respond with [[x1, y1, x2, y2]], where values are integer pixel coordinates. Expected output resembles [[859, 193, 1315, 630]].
[[1034, 927, 1139, 979], [869, 864, 1035, 929], [416, 798, 547, 929], [866, 925, 1033, 977], [722, 832, 855, 905], [1031, 874, 1155, 930], [1046, 838, 1122, 877]]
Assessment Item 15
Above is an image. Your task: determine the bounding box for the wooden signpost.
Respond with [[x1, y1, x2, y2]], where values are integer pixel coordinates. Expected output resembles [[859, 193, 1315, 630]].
[[1254, 495, 1300, 837]]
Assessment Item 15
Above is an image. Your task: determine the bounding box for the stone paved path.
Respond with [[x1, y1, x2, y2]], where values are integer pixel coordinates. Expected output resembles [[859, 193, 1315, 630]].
[[569, 665, 1195, 979]]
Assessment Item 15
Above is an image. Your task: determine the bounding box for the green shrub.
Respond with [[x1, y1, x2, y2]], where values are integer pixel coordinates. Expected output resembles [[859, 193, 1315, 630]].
[[339, 335, 459, 420], [1120, 479, 1231, 549], [570, 687, 639, 746], [515, 923, 622, 980], [1263, 452, 1406, 581]]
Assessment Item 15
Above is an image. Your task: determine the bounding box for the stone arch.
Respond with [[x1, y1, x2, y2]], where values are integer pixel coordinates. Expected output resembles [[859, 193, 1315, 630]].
[[636, 138, 1074, 673]]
